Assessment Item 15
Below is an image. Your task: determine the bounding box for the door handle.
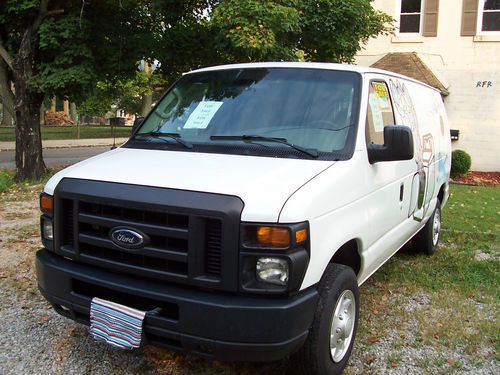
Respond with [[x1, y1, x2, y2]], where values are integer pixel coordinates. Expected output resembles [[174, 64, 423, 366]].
[[399, 183, 404, 202]]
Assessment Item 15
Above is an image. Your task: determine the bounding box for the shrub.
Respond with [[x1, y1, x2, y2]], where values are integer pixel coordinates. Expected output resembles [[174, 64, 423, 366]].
[[451, 149, 471, 178]]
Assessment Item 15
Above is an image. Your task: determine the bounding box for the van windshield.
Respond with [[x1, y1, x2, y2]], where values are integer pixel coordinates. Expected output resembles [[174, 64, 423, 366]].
[[132, 68, 361, 159]]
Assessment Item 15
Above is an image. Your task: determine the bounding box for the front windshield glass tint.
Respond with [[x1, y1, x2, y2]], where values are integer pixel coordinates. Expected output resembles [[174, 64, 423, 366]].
[[136, 68, 361, 155]]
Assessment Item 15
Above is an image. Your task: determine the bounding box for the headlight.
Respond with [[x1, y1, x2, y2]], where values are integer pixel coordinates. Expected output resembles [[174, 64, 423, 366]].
[[42, 217, 54, 240], [240, 222, 310, 294], [256, 257, 289, 286], [40, 193, 54, 248]]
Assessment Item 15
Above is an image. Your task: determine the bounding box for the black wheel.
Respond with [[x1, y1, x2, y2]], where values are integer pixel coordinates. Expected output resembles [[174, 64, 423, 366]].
[[291, 264, 359, 375], [414, 198, 442, 255]]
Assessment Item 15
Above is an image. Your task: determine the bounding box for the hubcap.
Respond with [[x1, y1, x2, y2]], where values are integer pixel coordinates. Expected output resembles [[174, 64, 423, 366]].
[[329, 290, 356, 363], [432, 207, 441, 246]]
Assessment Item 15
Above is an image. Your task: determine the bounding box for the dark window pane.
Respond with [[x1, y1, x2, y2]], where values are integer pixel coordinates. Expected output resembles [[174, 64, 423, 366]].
[[484, 0, 500, 11], [483, 12, 500, 30], [400, 14, 421, 32], [401, 0, 422, 13]]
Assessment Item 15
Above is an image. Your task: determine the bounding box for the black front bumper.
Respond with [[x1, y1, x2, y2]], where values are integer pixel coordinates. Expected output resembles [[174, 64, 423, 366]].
[[36, 249, 318, 361]]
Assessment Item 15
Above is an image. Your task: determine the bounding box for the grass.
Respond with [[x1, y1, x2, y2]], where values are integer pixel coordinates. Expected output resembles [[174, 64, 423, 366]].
[[0, 125, 132, 142], [0, 167, 63, 196], [0, 169, 14, 192], [444, 185, 499, 234]]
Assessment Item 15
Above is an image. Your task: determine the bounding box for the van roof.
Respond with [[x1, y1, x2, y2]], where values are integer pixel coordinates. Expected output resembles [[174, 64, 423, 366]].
[[187, 62, 440, 93]]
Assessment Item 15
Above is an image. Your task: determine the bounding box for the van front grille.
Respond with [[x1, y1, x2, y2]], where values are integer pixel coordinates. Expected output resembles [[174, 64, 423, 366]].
[[205, 219, 222, 276], [53, 179, 243, 291]]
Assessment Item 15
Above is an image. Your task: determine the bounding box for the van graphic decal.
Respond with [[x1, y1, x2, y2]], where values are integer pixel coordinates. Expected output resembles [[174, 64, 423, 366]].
[[388, 79, 435, 222]]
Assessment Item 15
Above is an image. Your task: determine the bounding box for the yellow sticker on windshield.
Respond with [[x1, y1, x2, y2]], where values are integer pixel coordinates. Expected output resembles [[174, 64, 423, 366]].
[[372, 82, 390, 109]]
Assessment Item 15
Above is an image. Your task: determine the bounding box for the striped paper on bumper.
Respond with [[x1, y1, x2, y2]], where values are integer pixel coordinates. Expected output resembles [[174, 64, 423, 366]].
[[89, 297, 146, 349]]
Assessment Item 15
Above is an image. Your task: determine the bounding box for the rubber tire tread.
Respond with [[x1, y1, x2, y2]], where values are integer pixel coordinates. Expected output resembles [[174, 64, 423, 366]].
[[290, 264, 359, 375], [414, 198, 441, 256]]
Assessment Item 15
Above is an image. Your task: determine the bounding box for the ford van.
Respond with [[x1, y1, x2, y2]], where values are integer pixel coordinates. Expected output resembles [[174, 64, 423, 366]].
[[36, 62, 451, 374]]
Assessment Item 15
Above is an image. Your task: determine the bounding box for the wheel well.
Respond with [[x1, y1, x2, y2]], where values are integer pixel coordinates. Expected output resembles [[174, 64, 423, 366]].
[[329, 240, 361, 276], [437, 184, 445, 204]]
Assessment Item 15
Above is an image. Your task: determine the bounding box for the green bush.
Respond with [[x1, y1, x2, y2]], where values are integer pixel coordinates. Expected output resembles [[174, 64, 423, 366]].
[[451, 149, 472, 178]]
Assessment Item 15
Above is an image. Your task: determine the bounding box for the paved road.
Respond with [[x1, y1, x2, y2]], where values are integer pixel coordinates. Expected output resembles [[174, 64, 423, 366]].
[[0, 146, 112, 169]]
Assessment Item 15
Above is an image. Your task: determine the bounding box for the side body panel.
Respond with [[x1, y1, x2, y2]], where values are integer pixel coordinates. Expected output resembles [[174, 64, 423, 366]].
[[394, 78, 451, 212]]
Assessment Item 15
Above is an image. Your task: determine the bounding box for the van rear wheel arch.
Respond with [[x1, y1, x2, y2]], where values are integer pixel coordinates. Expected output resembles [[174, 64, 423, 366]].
[[437, 183, 446, 205]]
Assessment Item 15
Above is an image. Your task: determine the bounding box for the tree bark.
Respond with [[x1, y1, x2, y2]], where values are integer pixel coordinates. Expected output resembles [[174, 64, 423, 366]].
[[0, 60, 15, 126], [1, 104, 14, 126], [40, 103, 46, 126], [70, 101, 77, 123], [141, 94, 153, 117], [12, 25, 46, 181]]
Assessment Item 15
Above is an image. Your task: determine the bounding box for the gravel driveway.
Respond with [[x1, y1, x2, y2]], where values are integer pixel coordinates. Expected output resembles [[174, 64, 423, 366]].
[[0, 186, 498, 374]]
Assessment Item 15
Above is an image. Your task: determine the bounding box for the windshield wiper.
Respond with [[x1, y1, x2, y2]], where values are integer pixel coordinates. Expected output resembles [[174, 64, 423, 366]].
[[210, 134, 319, 158], [133, 132, 193, 149]]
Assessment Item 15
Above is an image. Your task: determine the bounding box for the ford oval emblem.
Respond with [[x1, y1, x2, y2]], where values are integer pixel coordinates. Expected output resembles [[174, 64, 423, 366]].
[[110, 227, 147, 249]]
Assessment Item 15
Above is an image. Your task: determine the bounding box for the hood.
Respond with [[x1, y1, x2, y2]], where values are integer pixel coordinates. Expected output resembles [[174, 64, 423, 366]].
[[44, 148, 334, 222]]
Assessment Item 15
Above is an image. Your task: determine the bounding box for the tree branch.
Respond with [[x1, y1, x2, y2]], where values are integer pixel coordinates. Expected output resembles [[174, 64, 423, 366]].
[[0, 42, 13, 71], [47, 9, 65, 16], [32, 0, 64, 32]]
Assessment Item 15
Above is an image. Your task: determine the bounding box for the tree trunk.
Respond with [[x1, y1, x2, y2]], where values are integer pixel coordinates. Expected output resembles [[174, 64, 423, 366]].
[[14, 78, 45, 180], [70, 101, 77, 123], [1, 104, 14, 126], [40, 103, 45, 126], [0, 60, 15, 126], [13, 26, 46, 181], [141, 94, 153, 117]]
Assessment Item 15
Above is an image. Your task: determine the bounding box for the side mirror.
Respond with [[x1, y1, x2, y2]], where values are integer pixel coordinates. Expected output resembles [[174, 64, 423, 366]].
[[368, 125, 414, 164], [132, 117, 144, 134]]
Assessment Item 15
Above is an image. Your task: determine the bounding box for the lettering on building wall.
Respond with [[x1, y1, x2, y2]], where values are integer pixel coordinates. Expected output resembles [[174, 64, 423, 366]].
[[476, 81, 493, 88]]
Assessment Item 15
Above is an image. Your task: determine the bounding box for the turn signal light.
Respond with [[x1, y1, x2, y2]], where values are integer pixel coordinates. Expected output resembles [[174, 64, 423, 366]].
[[256, 226, 291, 247], [40, 193, 53, 216], [295, 228, 308, 244]]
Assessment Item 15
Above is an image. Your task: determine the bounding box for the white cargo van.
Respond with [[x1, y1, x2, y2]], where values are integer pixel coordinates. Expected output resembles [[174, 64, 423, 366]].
[[36, 62, 451, 374]]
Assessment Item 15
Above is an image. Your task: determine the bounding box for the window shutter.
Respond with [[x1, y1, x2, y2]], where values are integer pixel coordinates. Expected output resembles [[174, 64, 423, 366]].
[[423, 0, 440, 37], [461, 0, 478, 36]]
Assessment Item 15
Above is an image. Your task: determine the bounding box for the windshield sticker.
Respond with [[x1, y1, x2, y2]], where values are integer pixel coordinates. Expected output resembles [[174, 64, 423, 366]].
[[369, 93, 384, 132], [372, 82, 390, 109], [184, 101, 223, 129]]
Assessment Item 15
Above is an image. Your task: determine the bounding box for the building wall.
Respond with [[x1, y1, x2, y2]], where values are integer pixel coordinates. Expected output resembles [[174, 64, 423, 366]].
[[355, 0, 500, 171]]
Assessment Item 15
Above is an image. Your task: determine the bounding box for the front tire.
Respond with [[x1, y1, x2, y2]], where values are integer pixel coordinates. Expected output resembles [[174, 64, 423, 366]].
[[291, 264, 359, 375], [414, 198, 442, 255]]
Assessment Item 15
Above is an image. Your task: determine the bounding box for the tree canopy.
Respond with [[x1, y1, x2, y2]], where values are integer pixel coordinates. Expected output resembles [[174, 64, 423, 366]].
[[0, 0, 392, 180], [209, 0, 393, 63]]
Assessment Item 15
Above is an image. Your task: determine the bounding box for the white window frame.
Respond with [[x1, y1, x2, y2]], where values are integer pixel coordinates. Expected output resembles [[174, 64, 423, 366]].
[[397, 0, 425, 35], [477, 0, 500, 34]]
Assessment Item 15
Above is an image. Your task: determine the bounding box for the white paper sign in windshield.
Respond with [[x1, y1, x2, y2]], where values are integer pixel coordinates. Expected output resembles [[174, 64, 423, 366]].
[[183, 101, 223, 129]]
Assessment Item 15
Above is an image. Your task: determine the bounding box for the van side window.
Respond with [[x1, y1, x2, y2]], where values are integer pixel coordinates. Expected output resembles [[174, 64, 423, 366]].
[[366, 81, 395, 145]]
